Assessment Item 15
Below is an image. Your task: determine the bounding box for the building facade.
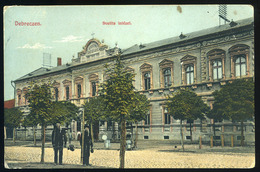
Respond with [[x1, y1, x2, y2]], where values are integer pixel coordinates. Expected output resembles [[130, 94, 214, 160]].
[[13, 17, 254, 145]]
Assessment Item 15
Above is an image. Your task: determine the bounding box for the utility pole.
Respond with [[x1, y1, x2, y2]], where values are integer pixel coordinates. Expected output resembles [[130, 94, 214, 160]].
[[81, 108, 85, 163]]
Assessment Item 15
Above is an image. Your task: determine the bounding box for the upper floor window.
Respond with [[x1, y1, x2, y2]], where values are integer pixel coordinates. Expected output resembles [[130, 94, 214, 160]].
[[229, 44, 250, 78], [66, 86, 70, 100], [159, 59, 174, 88], [140, 63, 153, 91], [62, 79, 72, 100], [235, 55, 246, 77], [163, 68, 171, 88], [89, 73, 99, 97], [207, 49, 225, 81], [75, 77, 83, 99], [181, 55, 197, 85], [77, 84, 81, 98], [144, 72, 151, 90], [186, 65, 194, 85], [91, 82, 97, 96], [18, 94, 21, 106], [55, 87, 59, 101], [212, 59, 223, 80]]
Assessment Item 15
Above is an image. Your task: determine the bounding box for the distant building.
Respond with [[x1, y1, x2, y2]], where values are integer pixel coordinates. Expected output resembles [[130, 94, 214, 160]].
[[4, 99, 15, 109], [4, 99, 15, 139], [13, 17, 254, 145]]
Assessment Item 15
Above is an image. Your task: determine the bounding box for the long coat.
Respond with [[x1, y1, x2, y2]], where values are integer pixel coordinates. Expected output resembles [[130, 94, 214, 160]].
[[80, 130, 93, 157], [52, 129, 66, 148]]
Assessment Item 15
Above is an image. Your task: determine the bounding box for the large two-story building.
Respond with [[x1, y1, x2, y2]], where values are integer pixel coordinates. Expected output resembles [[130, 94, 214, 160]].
[[13, 17, 254, 145]]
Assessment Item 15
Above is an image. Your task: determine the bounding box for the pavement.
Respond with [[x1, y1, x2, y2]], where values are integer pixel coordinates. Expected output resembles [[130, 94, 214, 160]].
[[4, 139, 255, 169]]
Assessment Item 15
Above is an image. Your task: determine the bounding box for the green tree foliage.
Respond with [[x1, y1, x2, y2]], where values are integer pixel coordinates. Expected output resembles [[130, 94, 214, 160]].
[[26, 82, 53, 163], [83, 96, 107, 142], [99, 55, 136, 168], [166, 89, 209, 150], [4, 107, 23, 143], [128, 93, 150, 148], [210, 79, 254, 146], [23, 112, 39, 146]]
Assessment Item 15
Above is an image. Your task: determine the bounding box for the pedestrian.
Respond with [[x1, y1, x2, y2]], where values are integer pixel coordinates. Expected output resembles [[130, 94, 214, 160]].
[[52, 123, 67, 165], [61, 129, 67, 148], [80, 125, 93, 166]]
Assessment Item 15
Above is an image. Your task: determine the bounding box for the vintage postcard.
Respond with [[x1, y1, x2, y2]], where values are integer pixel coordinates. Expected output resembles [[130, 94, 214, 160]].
[[4, 5, 255, 169]]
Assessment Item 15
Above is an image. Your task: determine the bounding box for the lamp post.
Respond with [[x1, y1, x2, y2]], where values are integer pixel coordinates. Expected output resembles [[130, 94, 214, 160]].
[[80, 108, 85, 163]]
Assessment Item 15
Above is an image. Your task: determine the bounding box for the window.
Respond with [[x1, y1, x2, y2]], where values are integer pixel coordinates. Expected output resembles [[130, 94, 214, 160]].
[[186, 65, 194, 85], [229, 44, 249, 78], [66, 87, 70, 100], [92, 82, 96, 96], [140, 63, 153, 91], [181, 55, 197, 85], [77, 84, 81, 98], [55, 87, 59, 101], [164, 108, 171, 125], [235, 55, 246, 77], [63, 79, 72, 100], [18, 94, 21, 106], [144, 113, 150, 125], [144, 72, 151, 90], [212, 59, 223, 80], [163, 68, 171, 88], [159, 59, 174, 88], [89, 73, 99, 97], [207, 49, 225, 81]]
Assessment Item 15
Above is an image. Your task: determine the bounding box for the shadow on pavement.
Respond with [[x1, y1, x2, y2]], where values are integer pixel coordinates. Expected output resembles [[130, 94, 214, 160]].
[[6, 162, 111, 169]]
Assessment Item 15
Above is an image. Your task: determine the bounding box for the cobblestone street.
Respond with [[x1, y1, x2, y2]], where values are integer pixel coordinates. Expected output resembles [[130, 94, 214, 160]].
[[4, 140, 255, 169]]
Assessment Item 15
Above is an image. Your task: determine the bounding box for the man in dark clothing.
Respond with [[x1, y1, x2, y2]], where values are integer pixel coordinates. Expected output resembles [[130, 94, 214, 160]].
[[80, 125, 93, 166], [52, 123, 67, 165]]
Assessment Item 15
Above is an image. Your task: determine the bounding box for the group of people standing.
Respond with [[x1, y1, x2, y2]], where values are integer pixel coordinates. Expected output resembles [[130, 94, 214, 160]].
[[52, 123, 93, 166]]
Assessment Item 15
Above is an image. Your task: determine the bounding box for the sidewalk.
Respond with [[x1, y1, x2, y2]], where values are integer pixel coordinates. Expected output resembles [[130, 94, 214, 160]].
[[4, 139, 255, 169]]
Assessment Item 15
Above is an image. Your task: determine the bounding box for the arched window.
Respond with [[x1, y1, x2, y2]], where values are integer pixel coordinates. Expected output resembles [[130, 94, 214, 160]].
[[91, 82, 96, 96], [65, 86, 70, 100], [140, 63, 153, 91], [186, 65, 194, 85], [55, 87, 59, 101], [212, 59, 223, 80], [229, 44, 250, 78], [144, 72, 151, 90], [159, 59, 174, 88], [181, 55, 197, 85], [207, 49, 225, 81], [89, 73, 99, 97], [163, 68, 171, 88], [77, 84, 81, 98], [235, 55, 246, 77]]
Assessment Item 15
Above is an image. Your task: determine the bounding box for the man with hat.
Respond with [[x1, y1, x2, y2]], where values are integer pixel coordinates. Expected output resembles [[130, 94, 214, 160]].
[[52, 123, 67, 165], [80, 124, 93, 166]]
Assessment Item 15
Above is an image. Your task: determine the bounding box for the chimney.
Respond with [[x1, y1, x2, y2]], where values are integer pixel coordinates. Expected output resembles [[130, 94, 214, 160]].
[[57, 57, 62, 66]]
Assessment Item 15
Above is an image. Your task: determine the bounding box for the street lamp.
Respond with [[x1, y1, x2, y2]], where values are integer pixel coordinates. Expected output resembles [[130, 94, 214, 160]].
[[79, 108, 85, 164]]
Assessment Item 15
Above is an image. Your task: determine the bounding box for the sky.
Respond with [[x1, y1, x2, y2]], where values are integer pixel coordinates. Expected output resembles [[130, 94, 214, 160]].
[[3, 5, 254, 101]]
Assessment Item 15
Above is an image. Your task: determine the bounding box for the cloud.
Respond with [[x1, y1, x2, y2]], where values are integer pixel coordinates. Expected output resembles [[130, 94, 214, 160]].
[[53, 35, 85, 43], [17, 43, 52, 49]]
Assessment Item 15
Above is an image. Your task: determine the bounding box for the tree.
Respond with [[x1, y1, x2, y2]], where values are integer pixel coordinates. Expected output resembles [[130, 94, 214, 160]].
[[166, 89, 209, 151], [4, 108, 23, 143], [26, 82, 53, 163], [127, 93, 150, 148], [83, 96, 107, 143], [23, 112, 39, 146], [210, 79, 254, 146], [100, 55, 136, 168]]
